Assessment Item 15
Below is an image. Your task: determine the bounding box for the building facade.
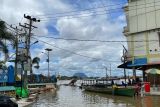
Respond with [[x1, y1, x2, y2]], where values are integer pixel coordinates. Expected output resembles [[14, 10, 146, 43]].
[[120, 0, 160, 84]]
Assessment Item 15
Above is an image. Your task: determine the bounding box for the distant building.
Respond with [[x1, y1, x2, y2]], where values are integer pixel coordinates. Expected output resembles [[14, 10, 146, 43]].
[[118, 0, 160, 84]]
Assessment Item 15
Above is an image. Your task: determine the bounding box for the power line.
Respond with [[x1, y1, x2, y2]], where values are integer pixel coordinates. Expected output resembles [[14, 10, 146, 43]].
[[0, 19, 25, 35], [39, 1, 160, 21], [32, 36, 121, 62], [33, 35, 159, 43], [0, 21, 23, 34], [35, 2, 125, 17], [32, 36, 159, 58], [40, 10, 119, 21], [35, 0, 158, 17], [0, 23, 22, 36], [99, 0, 108, 14], [38, 5, 122, 20], [32, 35, 160, 52]]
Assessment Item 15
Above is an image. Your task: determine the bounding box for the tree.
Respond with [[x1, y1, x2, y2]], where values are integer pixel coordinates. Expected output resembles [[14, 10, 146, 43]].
[[32, 57, 40, 68], [0, 61, 4, 67], [30, 57, 40, 74], [0, 20, 15, 62]]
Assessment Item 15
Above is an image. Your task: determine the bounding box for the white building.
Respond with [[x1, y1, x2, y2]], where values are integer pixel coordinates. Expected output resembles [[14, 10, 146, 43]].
[[119, 0, 160, 83]]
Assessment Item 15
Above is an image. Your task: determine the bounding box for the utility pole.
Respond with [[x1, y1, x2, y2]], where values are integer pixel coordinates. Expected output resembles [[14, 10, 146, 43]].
[[45, 48, 52, 79], [10, 25, 22, 82], [122, 48, 127, 86], [19, 14, 40, 89]]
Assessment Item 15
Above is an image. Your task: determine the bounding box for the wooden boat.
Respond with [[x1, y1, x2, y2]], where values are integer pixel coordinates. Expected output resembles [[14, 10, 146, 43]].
[[83, 85, 112, 94], [113, 87, 135, 97], [81, 78, 137, 97], [82, 84, 135, 97]]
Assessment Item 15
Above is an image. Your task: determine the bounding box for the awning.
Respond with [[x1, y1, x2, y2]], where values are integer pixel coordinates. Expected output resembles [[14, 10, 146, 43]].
[[0, 86, 15, 91], [128, 58, 147, 67], [117, 62, 144, 69], [145, 68, 160, 74], [118, 57, 147, 69], [117, 61, 133, 69]]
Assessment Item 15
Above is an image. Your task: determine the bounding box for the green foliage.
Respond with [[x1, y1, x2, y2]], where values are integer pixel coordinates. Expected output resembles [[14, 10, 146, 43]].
[[32, 57, 40, 64], [0, 20, 15, 61], [34, 65, 40, 69], [0, 21, 15, 41], [0, 41, 8, 53], [32, 57, 40, 69], [0, 61, 7, 69]]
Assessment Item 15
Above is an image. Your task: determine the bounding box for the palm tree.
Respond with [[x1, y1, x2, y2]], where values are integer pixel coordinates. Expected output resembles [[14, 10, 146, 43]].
[[30, 57, 40, 74], [29, 57, 40, 83], [32, 57, 40, 68], [0, 20, 15, 62]]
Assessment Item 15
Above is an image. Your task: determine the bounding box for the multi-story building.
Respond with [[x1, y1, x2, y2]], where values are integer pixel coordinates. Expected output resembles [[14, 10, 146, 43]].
[[118, 0, 160, 84]]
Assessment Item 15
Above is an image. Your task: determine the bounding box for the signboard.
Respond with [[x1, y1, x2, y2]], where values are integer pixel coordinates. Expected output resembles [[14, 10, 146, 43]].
[[27, 71, 30, 75], [18, 48, 27, 56], [24, 63, 30, 71]]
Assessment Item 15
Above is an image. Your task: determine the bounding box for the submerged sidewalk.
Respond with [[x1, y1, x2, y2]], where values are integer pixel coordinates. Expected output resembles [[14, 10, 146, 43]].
[[143, 87, 160, 96]]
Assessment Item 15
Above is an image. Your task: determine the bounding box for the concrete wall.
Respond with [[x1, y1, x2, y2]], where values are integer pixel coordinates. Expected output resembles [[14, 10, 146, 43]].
[[126, 0, 160, 34], [126, 30, 160, 64], [124, 0, 160, 64]]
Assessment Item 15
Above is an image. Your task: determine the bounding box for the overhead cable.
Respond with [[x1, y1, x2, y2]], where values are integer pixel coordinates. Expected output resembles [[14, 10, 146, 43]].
[[33, 35, 159, 43], [32, 36, 121, 62]]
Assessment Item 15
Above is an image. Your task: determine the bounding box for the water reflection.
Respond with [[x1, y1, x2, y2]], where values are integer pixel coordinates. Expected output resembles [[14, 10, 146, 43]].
[[82, 91, 135, 107], [133, 96, 160, 107], [33, 91, 57, 107], [28, 85, 160, 107]]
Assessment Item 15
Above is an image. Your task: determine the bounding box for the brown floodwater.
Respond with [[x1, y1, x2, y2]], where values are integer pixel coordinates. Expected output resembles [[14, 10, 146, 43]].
[[28, 81, 160, 107]]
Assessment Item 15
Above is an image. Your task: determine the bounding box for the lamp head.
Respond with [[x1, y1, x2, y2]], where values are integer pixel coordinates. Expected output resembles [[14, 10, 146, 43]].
[[45, 48, 52, 51]]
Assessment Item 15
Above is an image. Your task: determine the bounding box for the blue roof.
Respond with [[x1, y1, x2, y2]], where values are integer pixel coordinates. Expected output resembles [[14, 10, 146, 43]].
[[0, 86, 15, 91]]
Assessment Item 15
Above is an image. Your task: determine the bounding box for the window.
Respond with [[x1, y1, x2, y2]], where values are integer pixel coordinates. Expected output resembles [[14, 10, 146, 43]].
[[129, 0, 140, 2], [158, 32, 160, 47]]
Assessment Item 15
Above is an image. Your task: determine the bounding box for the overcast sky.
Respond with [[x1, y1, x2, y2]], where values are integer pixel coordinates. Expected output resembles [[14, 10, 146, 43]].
[[0, 0, 142, 77]]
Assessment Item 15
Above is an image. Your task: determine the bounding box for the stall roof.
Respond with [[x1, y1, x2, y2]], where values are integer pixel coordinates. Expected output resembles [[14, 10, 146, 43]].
[[117, 61, 144, 69], [0, 86, 15, 91]]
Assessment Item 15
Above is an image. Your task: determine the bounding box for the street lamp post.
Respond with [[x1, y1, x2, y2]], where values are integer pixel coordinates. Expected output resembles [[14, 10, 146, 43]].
[[43, 48, 52, 79]]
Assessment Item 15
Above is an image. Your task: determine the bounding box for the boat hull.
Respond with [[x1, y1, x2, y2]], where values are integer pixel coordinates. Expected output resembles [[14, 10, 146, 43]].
[[83, 86, 113, 94], [114, 88, 135, 97], [83, 86, 135, 97]]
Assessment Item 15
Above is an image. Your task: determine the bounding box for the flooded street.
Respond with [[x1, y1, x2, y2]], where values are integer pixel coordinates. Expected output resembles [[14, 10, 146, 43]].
[[27, 81, 160, 107]]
